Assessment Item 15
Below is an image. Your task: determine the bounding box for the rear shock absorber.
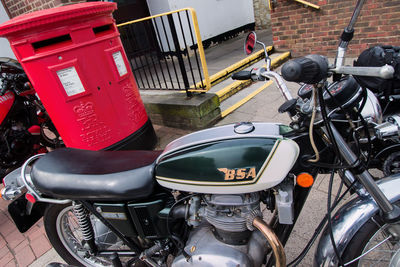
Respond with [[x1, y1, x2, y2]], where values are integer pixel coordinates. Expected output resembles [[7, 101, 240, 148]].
[[72, 201, 97, 253]]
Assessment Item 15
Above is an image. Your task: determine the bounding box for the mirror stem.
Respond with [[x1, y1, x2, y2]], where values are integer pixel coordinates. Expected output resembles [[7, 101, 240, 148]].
[[257, 40, 271, 71]]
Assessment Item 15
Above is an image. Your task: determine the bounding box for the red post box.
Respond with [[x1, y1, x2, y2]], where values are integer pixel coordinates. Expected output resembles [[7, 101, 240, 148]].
[[0, 2, 157, 150]]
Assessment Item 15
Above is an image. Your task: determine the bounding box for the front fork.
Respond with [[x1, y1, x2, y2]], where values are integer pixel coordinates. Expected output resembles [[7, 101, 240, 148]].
[[329, 123, 400, 225]]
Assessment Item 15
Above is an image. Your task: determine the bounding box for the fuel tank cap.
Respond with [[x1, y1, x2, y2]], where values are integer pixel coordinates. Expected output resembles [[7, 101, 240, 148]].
[[234, 122, 255, 134]]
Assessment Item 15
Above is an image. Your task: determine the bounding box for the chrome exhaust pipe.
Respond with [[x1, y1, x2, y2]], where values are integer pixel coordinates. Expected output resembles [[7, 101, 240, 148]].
[[252, 216, 286, 267]]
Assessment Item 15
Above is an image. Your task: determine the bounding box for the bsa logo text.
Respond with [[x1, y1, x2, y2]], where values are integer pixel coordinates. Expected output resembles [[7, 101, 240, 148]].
[[218, 167, 256, 181]]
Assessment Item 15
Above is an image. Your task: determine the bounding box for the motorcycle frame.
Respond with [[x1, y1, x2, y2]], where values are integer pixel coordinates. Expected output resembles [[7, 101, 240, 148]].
[[14, 125, 328, 264]]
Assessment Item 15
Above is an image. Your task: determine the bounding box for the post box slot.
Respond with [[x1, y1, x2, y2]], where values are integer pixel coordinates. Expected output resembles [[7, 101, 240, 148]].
[[32, 34, 72, 52], [93, 24, 113, 36]]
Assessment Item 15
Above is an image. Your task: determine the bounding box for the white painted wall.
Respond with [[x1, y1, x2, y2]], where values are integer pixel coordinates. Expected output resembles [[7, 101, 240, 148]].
[[0, 4, 15, 59], [168, 0, 254, 40], [146, 0, 254, 52]]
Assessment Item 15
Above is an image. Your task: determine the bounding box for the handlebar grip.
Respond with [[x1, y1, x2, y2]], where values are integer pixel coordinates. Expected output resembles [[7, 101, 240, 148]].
[[281, 55, 329, 84], [232, 71, 252, 80]]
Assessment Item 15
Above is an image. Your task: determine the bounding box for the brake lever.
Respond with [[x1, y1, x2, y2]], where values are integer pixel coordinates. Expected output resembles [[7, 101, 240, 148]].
[[232, 68, 269, 81]]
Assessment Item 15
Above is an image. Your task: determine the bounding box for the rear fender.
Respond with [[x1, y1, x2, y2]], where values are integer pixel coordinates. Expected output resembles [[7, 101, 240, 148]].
[[314, 173, 400, 267]]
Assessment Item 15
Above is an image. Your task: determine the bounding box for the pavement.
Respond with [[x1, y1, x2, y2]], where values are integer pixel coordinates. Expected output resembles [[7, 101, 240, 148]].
[[0, 28, 360, 266]]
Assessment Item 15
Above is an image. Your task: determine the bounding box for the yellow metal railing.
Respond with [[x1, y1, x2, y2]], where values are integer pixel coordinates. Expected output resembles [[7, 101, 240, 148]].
[[117, 8, 211, 93]]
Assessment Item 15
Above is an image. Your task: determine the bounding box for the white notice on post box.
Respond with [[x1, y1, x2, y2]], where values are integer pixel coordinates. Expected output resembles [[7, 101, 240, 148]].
[[57, 67, 85, 96], [113, 51, 128, 77]]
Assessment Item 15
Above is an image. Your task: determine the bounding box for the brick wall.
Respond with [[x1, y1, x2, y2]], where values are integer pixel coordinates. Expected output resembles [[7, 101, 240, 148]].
[[253, 0, 271, 29], [271, 0, 400, 57], [3, 0, 86, 18]]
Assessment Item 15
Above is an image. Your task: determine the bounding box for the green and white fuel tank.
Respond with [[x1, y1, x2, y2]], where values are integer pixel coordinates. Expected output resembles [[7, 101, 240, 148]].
[[155, 122, 299, 194]]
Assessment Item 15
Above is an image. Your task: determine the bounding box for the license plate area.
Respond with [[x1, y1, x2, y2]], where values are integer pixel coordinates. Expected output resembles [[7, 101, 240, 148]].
[[8, 194, 46, 233]]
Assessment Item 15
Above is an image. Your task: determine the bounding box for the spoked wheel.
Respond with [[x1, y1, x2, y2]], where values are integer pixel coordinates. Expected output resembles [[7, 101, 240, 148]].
[[342, 216, 400, 266], [44, 204, 134, 267]]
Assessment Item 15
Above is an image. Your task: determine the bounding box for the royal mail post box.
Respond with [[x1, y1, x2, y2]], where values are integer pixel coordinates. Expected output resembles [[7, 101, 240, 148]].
[[0, 2, 156, 150]]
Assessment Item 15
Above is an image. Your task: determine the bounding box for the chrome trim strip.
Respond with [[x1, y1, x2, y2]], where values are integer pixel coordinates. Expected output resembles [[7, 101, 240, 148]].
[[21, 154, 71, 205], [314, 174, 400, 267]]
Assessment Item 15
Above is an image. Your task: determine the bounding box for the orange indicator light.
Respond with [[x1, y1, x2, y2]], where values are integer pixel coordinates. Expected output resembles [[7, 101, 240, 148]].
[[296, 173, 314, 188]]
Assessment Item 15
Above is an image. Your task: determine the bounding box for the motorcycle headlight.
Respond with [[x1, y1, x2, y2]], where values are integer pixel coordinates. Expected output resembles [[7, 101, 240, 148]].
[[361, 89, 383, 124]]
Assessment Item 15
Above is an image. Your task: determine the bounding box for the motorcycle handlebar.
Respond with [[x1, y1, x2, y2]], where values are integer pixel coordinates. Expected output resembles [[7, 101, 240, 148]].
[[281, 55, 395, 84], [232, 71, 252, 80], [281, 55, 329, 84]]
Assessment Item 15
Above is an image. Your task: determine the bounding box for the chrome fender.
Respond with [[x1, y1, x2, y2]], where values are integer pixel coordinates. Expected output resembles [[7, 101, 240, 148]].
[[314, 174, 400, 267]]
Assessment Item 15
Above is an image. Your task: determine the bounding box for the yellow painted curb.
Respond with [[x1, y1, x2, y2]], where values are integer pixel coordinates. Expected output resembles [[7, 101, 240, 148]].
[[221, 80, 274, 118], [216, 51, 291, 102], [190, 46, 273, 91], [216, 80, 252, 101]]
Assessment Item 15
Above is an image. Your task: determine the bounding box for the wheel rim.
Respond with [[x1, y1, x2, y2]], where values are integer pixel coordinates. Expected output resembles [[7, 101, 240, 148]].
[[55, 205, 128, 266], [356, 223, 400, 266]]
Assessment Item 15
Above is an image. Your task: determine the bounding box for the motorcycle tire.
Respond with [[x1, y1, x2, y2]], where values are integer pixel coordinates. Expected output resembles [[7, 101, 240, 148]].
[[44, 203, 131, 267], [341, 211, 400, 266]]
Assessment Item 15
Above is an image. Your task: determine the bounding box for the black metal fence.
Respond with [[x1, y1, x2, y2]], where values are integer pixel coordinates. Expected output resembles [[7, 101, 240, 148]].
[[117, 8, 210, 96]]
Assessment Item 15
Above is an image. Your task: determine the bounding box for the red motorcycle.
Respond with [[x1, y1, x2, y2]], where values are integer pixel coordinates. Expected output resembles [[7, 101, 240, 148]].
[[0, 57, 62, 179]]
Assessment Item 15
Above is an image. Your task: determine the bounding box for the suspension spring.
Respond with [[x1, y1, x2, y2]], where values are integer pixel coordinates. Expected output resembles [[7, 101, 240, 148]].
[[72, 201, 96, 251]]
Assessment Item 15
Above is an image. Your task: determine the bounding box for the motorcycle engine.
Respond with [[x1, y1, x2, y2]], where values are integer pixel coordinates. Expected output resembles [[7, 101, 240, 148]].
[[172, 193, 268, 267], [0, 104, 39, 174]]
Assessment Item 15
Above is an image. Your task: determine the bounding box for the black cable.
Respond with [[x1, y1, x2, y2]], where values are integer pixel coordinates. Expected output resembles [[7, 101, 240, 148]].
[[323, 80, 353, 115], [318, 85, 346, 266], [355, 108, 372, 167], [324, 84, 371, 168], [358, 87, 368, 115], [166, 194, 197, 259], [318, 86, 343, 164], [287, 180, 354, 266], [327, 171, 345, 266], [307, 159, 359, 170]]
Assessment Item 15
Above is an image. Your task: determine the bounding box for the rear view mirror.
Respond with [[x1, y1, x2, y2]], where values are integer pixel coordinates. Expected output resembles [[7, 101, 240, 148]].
[[244, 31, 257, 55]]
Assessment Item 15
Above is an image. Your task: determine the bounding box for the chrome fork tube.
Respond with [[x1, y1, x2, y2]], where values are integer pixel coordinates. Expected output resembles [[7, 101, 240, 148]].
[[330, 124, 400, 220], [334, 0, 366, 69], [347, 0, 367, 31]]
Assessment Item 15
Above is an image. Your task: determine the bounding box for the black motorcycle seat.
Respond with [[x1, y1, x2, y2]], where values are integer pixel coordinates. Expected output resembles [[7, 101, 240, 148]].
[[30, 148, 162, 201]]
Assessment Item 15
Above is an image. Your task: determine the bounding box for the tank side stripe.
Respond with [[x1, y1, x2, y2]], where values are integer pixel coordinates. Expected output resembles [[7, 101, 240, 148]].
[[252, 139, 281, 184], [155, 139, 282, 187]]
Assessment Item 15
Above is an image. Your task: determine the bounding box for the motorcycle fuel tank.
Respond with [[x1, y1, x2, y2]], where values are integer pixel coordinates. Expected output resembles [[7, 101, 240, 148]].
[[155, 122, 299, 194], [0, 91, 14, 126]]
